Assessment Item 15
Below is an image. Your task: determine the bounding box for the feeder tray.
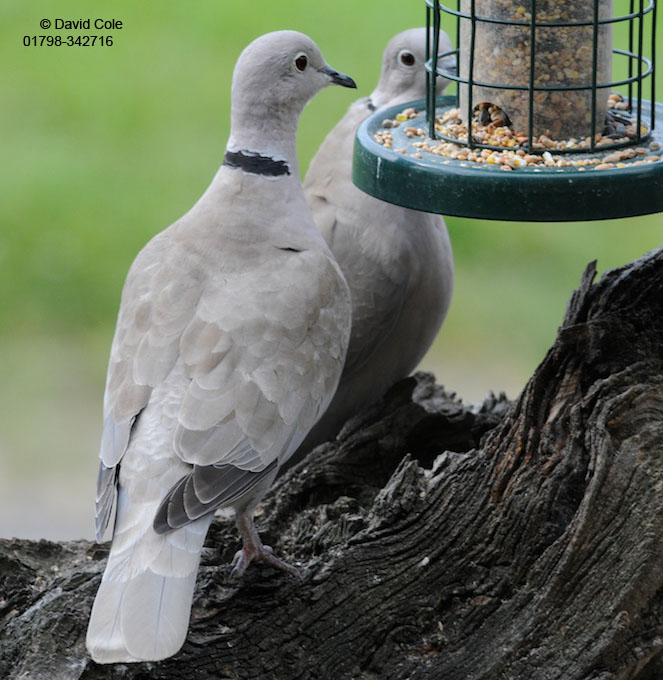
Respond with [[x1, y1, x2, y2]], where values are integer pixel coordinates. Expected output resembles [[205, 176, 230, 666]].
[[352, 96, 663, 221]]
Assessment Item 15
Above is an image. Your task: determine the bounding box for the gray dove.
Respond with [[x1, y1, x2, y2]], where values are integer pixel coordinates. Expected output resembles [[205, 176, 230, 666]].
[[292, 28, 455, 460], [86, 30, 355, 664]]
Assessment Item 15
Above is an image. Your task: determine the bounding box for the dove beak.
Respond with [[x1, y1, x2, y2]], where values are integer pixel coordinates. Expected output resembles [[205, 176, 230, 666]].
[[321, 65, 357, 89], [438, 53, 458, 77]]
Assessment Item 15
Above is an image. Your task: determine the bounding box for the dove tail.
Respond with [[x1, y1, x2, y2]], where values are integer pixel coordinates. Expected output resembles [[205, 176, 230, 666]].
[[86, 494, 213, 664], [86, 569, 198, 663]]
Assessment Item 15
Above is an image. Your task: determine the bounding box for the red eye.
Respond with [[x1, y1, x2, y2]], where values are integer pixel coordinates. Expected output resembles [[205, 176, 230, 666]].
[[295, 53, 308, 72], [400, 51, 416, 66]]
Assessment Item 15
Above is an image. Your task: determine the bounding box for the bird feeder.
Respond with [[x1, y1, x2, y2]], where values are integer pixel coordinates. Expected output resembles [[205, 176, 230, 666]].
[[352, 0, 662, 221]]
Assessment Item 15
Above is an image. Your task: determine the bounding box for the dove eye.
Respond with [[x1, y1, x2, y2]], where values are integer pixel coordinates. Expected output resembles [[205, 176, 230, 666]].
[[399, 50, 416, 67], [294, 53, 308, 72]]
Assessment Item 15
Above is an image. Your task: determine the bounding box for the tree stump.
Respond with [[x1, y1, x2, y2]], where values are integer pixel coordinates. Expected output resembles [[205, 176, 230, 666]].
[[2, 248, 663, 680]]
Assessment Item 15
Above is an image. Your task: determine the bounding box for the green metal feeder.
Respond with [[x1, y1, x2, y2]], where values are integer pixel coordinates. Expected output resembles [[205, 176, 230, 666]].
[[353, 0, 663, 221]]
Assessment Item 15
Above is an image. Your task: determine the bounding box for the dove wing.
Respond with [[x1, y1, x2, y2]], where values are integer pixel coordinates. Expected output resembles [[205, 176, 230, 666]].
[[95, 233, 202, 538], [153, 246, 350, 531], [96, 235, 349, 537]]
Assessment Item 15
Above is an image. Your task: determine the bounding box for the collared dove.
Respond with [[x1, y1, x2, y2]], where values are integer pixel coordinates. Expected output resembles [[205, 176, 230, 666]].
[[86, 30, 356, 665], [291, 28, 455, 461]]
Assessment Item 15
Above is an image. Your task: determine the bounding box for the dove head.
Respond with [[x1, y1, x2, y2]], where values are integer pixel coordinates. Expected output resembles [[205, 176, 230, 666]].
[[370, 28, 454, 110], [227, 31, 356, 168]]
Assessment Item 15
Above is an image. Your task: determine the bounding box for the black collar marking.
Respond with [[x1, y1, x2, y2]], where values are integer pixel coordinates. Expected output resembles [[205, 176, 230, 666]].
[[223, 149, 291, 177], [367, 98, 376, 112]]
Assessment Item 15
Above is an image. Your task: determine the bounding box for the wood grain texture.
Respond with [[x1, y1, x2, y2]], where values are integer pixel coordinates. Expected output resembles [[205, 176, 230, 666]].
[[2, 248, 663, 680]]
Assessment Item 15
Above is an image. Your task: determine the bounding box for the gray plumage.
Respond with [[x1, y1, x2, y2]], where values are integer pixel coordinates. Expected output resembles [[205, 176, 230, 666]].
[[293, 28, 455, 460], [86, 30, 355, 664]]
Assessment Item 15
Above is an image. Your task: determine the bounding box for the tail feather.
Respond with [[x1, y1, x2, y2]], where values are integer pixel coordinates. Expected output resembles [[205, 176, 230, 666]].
[[87, 570, 198, 663], [86, 513, 213, 663]]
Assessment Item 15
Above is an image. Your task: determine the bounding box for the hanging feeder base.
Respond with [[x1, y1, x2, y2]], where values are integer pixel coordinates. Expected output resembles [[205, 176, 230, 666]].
[[352, 96, 663, 221]]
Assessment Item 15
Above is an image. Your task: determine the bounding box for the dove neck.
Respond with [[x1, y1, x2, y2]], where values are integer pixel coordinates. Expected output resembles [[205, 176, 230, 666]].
[[369, 88, 390, 111], [370, 86, 419, 112], [227, 103, 301, 178]]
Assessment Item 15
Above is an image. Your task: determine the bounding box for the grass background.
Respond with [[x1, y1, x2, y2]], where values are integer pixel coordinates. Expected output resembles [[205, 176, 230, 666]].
[[1, 0, 661, 539]]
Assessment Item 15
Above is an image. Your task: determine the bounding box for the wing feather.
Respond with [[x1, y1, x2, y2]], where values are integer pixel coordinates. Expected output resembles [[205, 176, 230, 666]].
[[153, 461, 278, 533]]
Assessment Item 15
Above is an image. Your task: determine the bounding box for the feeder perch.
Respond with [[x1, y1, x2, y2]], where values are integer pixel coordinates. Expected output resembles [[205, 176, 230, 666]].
[[352, 0, 662, 221]]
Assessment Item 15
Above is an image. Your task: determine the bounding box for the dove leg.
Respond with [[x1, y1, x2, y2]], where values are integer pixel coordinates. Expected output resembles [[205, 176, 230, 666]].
[[231, 509, 299, 578]]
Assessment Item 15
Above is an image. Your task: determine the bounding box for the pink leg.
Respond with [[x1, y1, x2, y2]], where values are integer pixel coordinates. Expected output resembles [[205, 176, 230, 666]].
[[230, 509, 300, 579]]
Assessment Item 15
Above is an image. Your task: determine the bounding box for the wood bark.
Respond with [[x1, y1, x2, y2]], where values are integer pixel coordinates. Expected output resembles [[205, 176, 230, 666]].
[[2, 248, 663, 680]]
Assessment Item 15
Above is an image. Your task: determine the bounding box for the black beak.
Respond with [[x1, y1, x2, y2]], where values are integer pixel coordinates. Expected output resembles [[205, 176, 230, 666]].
[[321, 65, 357, 89], [438, 54, 458, 78]]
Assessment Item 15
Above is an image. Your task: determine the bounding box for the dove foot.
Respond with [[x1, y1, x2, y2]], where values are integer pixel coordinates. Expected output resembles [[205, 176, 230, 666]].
[[230, 543, 299, 579], [231, 509, 300, 579]]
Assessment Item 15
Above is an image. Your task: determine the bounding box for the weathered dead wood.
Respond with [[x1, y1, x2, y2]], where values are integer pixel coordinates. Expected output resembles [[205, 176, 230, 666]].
[[1, 248, 662, 680]]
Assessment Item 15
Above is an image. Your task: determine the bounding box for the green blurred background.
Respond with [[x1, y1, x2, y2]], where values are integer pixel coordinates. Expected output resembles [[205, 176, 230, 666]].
[[1, 0, 661, 539]]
